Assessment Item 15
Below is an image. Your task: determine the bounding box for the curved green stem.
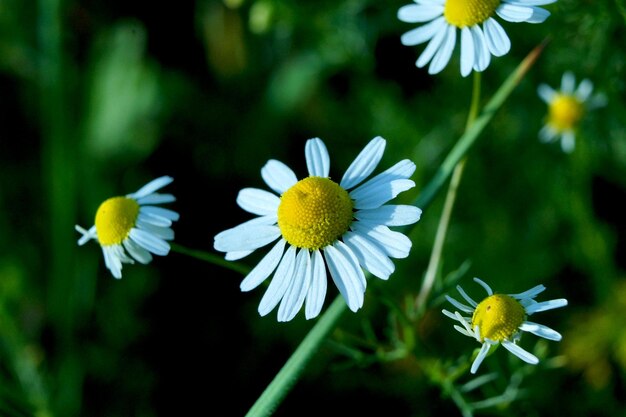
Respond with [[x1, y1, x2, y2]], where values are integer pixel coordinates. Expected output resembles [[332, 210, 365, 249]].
[[416, 71, 481, 312], [170, 242, 251, 275], [242, 39, 547, 417]]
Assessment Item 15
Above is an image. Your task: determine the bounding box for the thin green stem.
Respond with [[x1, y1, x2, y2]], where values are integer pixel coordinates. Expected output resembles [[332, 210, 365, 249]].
[[170, 242, 251, 275], [415, 71, 481, 311], [242, 40, 547, 417]]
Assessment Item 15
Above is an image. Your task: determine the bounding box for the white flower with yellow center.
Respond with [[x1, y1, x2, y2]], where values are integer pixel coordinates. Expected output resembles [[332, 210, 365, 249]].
[[443, 277, 567, 374], [537, 71, 607, 153], [75, 176, 179, 279], [214, 136, 422, 322], [397, 0, 556, 76]]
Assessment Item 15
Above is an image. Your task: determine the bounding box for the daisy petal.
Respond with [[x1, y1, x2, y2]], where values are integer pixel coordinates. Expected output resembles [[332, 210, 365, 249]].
[[258, 245, 297, 316], [520, 321, 562, 341], [305, 250, 328, 320], [340, 136, 386, 190], [471, 26, 490, 72], [237, 188, 281, 216], [136, 193, 176, 205], [525, 298, 568, 314], [128, 176, 173, 199], [343, 231, 395, 280], [123, 238, 153, 264], [416, 20, 447, 68], [305, 138, 330, 177], [397, 4, 444, 23], [429, 25, 456, 75], [141, 206, 180, 221], [352, 223, 412, 259], [277, 249, 312, 322], [261, 159, 298, 195], [496, 3, 534, 22], [240, 239, 286, 291], [325, 242, 365, 312], [129, 228, 170, 256], [460, 27, 475, 77], [214, 223, 281, 253], [501, 340, 539, 364], [401, 16, 446, 46], [483, 18, 510, 57], [471, 342, 492, 374], [355, 205, 422, 227]]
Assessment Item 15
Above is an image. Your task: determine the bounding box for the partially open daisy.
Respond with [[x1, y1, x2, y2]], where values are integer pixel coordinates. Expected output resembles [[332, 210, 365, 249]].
[[75, 176, 179, 279], [443, 277, 567, 374], [537, 71, 607, 153], [214, 136, 422, 322], [397, 0, 556, 76]]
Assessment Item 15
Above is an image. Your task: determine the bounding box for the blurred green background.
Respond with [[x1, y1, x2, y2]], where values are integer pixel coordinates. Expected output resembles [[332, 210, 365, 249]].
[[1, 0, 626, 416]]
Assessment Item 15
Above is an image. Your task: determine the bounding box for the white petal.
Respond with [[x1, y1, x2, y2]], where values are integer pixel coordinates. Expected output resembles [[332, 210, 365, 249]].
[[526, 6, 550, 23], [519, 321, 562, 341], [225, 250, 253, 261], [456, 285, 478, 308], [76, 224, 97, 245], [354, 205, 422, 226], [340, 136, 386, 190], [428, 24, 456, 75], [508, 0, 556, 5], [258, 245, 297, 316], [240, 239, 286, 291], [324, 242, 365, 312], [128, 176, 173, 199], [397, 4, 444, 23], [537, 84, 556, 103], [277, 249, 312, 322], [483, 18, 510, 57], [560, 71, 576, 94], [305, 138, 330, 178], [102, 245, 123, 279], [128, 228, 170, 256], [496, 3, 534, 22], [401, 16, 446, 46], [471, 342, 492, 374], [501, 340, 539, 364], [575, 79, 594, 101], [352, 223, 412, 259], [305, 250, 328, 320], [525, 298, 568, 314], [473, 277, 493, 296], [510, 284, 545, 299], [261, 159, 298, 195], [134, 220, 174, 240], [214, 223, 280, 253], [416, 19, 448, 68], [470, 25, 490, 72], [343, 231, 395, 280], [236, 188, 280, 216], [136, 193, 176, 205], [445, 295, 474, 314], [560, 131, 576, 153], [140, 206, 180, 221], [460, 27, 474, 77], [137, 211, 172, 227], [350, 159, 416, 209], [123, 238, 153, 264], [539, 125, 558, 143]]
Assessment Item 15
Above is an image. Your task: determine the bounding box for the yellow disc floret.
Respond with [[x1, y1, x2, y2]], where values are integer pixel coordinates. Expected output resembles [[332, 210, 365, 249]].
[[95, 197, 140, 246], [471, 294, 525, 342], [548, 94, 584, 131], [277, 176, 354, 250], [444, 0, 500, 28]]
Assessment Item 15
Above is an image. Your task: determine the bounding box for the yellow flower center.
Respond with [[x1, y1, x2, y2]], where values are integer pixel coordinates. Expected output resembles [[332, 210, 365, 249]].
[[548, 94, 585, 131], [95, 197, 140, 246], [277, 176, 354, 250], [444, 0, 500, 28], [471, 294, 525, 342]]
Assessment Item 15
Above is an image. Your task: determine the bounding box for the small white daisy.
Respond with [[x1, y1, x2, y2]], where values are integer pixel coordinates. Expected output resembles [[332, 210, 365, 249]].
[[537, 71, 607, 153], [443, 277, 567, 374], [214, 136, 422, 322], [75, 176, 180, 279], [397, 0, 556, 76]]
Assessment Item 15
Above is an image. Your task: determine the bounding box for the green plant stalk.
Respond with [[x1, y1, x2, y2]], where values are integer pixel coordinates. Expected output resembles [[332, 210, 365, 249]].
[[243, 40, 547, 417], [415, 71, 481, 311], [170, 242, 251, 275]]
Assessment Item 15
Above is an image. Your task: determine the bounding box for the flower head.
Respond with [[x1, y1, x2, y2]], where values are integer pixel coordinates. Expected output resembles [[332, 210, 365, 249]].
[[214, 137, 422, 322], [537, 71, 606, 153], [397, 0, 556, 77], [443, 277, 567, 374], [76, 176, 179, 279]]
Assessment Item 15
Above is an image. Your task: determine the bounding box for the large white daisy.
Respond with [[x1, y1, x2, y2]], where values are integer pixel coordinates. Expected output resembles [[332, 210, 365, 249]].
[[397, 0, 556, 76], [75, 176, 179, 279], [214, 136, 422, 322], [443, 277, 567, 374], [537, 71, 607, 153]]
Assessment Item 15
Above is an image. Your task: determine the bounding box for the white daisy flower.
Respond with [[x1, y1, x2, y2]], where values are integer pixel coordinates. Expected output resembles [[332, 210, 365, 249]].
[[443, 277, 567, 374], [397, 0, 556, 76], [537, 71, 607, 153], [214, 136, 422, 322], [75, 176, 180, 279]]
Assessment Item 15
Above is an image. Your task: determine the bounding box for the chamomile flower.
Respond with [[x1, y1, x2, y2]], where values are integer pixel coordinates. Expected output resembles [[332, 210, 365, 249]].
[[214, 136, 422, 322], [537, 71, 607, 153], [443, 277, 567, 374], [75, 176, 179, 279], [397, 0, 556, 77]]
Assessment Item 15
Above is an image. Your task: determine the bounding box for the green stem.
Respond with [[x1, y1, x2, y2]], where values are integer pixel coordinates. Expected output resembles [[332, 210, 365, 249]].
[[415, 71, 481, 311], [243, 40, 547, 417], [170, 242, 251, 275]]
